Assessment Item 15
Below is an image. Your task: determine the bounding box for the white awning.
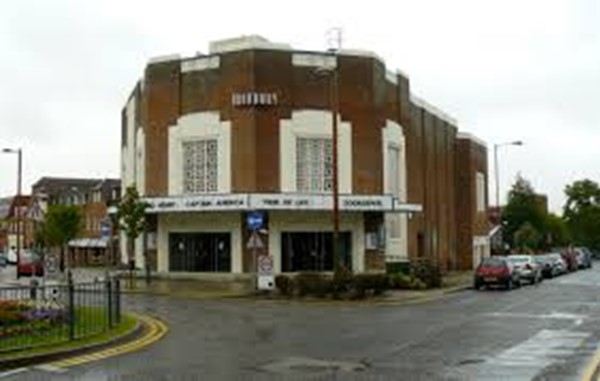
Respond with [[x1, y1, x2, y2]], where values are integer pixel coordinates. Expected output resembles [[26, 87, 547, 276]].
[[144, 193, 422, 214]]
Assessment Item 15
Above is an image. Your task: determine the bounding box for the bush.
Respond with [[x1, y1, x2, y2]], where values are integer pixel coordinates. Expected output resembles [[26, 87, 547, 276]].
[[332, 267, 353, 298], [352, 273, 389, 298], [410, 258, 442, 288], [388, 273, 413, 289], [410, 278, 428, 290], [295, 273, 332, 298], [275, 275, 293, 297]]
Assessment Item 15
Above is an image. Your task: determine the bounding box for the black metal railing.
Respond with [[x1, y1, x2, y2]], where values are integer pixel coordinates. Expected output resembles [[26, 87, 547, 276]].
[[0, 277, 121, 353]]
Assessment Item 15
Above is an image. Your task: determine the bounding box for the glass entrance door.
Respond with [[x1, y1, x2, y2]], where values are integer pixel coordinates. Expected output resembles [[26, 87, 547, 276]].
[[169, 233, 231, 272], [281, 232, 352, 272]]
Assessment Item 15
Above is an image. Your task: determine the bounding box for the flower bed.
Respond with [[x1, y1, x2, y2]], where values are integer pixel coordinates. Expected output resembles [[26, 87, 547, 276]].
[[0, 300, 67, 340]]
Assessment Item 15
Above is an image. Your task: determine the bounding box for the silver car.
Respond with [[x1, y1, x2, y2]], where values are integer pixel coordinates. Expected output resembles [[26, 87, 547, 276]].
[[507, 255, 543, 285]]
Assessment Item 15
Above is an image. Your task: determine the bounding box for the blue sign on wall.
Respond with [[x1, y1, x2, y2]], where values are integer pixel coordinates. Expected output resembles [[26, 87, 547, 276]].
[[246, 211, 264, 231]]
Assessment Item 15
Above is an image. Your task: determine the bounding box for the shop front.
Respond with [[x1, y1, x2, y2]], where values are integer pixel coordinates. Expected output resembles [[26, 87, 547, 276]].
[[141, 193, 420, 277]]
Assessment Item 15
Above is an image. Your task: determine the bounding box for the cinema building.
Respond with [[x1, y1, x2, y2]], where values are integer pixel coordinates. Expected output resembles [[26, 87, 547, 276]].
[[120, 36, 490, 277]]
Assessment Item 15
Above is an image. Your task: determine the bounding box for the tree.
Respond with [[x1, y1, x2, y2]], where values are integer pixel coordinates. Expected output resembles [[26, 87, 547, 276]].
[[116, 186, 149, 284], [513, 222, 542, 252], [563, 179, 600, 252], [502, 175, 546, 250], [544, 213, 570, 248], [41, 204, 82, 274]]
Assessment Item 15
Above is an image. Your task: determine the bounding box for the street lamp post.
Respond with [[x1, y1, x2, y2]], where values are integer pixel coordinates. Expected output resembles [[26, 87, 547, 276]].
[[2, 148, 23, 278], [493, 141, 523, 208]]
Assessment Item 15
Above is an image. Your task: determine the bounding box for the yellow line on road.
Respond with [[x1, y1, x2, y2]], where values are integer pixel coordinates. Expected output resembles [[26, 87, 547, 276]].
[[582, 345, 600, 381], [48, 314, 168, 369]]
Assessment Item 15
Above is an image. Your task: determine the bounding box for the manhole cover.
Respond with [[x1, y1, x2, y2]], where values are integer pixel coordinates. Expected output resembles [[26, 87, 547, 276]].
[[262, 357, 369, 374]]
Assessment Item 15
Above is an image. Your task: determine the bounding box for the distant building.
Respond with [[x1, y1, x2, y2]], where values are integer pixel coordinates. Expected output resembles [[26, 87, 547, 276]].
[[0, 195, 36, 259], [31, 177, 121, 267], [120, 35, 490, 276]]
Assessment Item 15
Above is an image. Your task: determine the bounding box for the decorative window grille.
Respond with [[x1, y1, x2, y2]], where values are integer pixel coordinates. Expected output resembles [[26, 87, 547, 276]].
[[182, 139, 218, 194], [296, 138, 333, 193]]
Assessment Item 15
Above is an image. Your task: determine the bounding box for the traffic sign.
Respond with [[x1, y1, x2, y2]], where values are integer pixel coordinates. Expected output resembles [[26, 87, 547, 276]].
[[44, 252, 59, 280], [246, 211, 264, 231], [100, 219, 111, 238], [257, 255, 273, 275], [246, 232, 264, 250]]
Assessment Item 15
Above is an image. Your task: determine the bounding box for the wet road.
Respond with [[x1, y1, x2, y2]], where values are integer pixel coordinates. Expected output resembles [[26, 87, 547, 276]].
[[4, 265, 600, 380]]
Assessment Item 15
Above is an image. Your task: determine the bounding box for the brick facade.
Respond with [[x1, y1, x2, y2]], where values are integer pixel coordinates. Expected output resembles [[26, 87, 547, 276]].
[[123, 36, 489, 273]]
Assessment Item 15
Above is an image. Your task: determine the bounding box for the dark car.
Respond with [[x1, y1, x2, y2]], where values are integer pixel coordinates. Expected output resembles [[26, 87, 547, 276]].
[[17, 251, 44, 278], [575, 247, 593, 269], [534, 254, 554, 279], [474, 257, 521, 290]]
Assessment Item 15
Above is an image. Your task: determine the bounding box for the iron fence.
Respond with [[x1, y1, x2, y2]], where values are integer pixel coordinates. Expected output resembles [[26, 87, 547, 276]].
[[0, 277, 121, 353]]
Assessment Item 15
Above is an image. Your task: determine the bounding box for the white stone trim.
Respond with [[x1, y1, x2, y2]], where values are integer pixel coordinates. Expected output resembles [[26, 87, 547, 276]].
[[382, 120, 408, 261], [410, 94, 457, 126], [292, 53, 336, 69], [168, 112, 231, 196], [181, 56, 220, 73], [135, 128, 146, 196], [385, 70, 398, 85], [456, 132, 488, 148], [209, 35, 291, 54], [268, 211, 365, 273], [122, 96, 136, 193], [157, 212, 242, 273], [280, 110, 352, 194], [148, 54, 181, 64]]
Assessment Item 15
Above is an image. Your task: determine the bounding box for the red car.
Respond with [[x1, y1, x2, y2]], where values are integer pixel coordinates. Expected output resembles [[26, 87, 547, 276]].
[[474, 256, 522, 290], [17, 251, 44, 278]]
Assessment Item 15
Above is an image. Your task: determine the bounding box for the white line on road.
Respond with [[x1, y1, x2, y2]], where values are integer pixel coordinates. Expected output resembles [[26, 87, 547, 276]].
[[0, 368, 28, 378], [454, 329, 591, 381]]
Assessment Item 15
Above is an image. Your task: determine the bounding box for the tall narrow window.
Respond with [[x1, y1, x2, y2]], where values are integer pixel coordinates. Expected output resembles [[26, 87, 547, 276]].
[[296, 137, 333, 193], [182, 139, 218, 194]]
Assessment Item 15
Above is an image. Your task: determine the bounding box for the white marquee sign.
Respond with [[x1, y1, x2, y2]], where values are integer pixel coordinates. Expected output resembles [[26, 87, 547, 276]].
[[144, 194, 419, 213]]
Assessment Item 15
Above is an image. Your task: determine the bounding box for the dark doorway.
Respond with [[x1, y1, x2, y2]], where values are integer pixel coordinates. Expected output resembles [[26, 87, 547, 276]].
[[169, 233, 231, 272], [281, 232, 352, 272]]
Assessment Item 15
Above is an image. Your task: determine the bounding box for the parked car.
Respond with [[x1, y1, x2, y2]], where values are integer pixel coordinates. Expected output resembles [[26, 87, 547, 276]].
[[547, 253, 568, 276], [534, 254, 555, 279], [474, 256, 522, 290], [575, 247, 593, 269], [17, 251, 44, 278], [507, 255, 543, 285]]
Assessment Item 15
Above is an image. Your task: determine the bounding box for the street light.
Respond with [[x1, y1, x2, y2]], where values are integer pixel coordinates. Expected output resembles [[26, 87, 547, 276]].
[[2, 147, 23, 277], [493, 141, 523, 209], [312, 30, 342, 274]]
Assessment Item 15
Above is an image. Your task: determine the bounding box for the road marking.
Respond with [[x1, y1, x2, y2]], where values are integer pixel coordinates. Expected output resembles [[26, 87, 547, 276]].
[[47, 314, 168, 369], [454, 329, 590, 381], [483, 311, 587, 322], [0, 368, 28, 378], [582, 341, 600, 381]]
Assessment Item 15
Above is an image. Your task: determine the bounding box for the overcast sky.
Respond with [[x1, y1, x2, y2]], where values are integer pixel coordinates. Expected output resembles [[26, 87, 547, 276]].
[[0, 0, 598, 212]]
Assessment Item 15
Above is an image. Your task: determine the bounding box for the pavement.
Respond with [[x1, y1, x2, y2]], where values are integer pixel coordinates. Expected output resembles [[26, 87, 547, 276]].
[[2, 265, 600, 379]]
